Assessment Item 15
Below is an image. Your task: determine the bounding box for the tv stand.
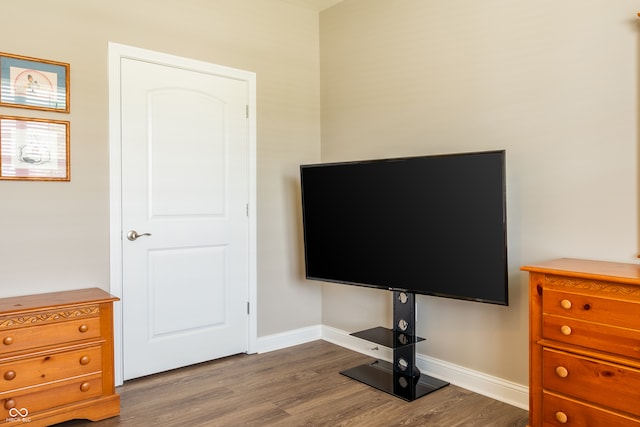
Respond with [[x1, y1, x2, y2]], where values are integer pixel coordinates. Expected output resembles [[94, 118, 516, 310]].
[[341, 291, 449, 401]]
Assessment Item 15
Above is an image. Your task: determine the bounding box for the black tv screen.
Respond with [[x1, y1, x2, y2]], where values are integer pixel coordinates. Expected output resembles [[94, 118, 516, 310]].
[[300, 150, 508, 305]]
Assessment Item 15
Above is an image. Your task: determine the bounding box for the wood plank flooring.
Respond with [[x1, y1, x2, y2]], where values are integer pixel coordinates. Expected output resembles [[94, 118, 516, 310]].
[[56, 340, 528, 427]]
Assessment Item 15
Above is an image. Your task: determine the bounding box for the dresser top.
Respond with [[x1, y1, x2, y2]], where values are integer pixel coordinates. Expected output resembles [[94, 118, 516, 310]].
[[521, 258, 640, 285], [0, 288, 119, 315]]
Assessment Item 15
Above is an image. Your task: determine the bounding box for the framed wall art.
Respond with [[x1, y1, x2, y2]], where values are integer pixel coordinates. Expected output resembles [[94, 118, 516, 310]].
[[0, 115, 70, 181], [0, 52, 69, 113]]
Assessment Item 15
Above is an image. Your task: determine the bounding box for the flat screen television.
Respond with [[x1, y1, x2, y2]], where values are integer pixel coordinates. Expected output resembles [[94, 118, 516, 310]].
[[300, 150, 508, 305]]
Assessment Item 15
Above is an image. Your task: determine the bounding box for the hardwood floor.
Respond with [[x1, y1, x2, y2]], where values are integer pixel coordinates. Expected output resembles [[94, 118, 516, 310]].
[[56, 340, 528, 427]]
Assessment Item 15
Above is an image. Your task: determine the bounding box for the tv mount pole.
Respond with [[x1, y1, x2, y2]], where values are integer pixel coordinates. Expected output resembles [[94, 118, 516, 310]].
[[341, 290, 449, 401]]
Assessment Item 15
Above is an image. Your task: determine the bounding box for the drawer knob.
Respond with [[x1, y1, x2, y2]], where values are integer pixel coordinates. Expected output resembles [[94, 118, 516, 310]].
[[4, 399, 15, 410], [560, 325, 572, 336], [560, 299, 572, 310], [78, 324, 89, 333], [555, 366, 569, 378], [555, 411, 568, 424], [79, 355, 91, 365], [3, 371, 15, 381], [80, 382, 91, 392], [2, 337, 13, 346]]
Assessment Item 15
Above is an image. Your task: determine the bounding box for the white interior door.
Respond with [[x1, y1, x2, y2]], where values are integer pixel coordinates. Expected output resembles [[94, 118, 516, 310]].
[[119, 54, 251, 380]]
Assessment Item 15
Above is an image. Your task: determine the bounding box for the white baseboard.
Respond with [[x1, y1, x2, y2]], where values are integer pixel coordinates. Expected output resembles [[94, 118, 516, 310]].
[[321, 325, 394, 361], [257, 324, 528, 411], [256, 324, 322, 354], [414, 351, 529, 410]]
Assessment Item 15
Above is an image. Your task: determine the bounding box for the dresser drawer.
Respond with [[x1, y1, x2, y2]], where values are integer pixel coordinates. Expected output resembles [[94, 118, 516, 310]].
[[0, 317, 101, 355], [543, 314, 640, 359], [543, 391, 640, 426], [544, 288, 640, 330], [524, 259, 640, 427], [543, 348, 640, 417], [0, 375, 102, 419], [0, 288, 119, 425], [0, 345, 102, 393]]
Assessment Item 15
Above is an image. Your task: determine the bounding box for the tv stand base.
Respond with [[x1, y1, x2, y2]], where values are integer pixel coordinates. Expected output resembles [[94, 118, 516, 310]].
[[341, 360, 449, 401], [340, 291, 449, 401]]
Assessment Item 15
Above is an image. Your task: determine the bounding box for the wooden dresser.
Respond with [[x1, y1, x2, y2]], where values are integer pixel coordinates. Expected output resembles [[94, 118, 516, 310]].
[[0, 288, 120, 426], [522, 259, 640, 426]]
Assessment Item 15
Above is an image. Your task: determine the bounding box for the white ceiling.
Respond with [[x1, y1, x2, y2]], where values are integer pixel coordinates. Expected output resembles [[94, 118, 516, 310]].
[[285, 0, 344, 12]]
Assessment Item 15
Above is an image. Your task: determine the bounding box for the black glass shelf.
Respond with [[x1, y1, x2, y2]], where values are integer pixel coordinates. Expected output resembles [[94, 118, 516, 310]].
[[350, 326, 424, 349], [341, 360, 449, 402]]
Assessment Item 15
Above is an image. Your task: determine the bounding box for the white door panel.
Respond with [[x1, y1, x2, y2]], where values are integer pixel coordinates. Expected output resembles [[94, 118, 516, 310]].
[[120, 57, 249, 380], [149, 246, 226, 335], [148, 90, 226, 216]]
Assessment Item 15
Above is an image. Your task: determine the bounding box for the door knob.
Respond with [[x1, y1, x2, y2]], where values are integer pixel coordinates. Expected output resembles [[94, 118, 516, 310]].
[[127, 230, 152, 241]]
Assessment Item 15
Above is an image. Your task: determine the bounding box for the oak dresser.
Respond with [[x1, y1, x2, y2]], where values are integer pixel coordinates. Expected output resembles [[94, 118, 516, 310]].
[[0, 288, 120, 426], [522, 258, 640, 426]]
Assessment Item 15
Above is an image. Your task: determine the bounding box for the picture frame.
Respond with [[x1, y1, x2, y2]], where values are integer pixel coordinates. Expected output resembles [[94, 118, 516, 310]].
[[0, 115, 70, 181], [0, 52, 69, 113]]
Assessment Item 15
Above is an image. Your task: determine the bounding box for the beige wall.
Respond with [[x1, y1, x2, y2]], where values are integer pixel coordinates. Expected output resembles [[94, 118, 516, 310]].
[[0, 0, 322, 336], [2, 0, 639, 390], [320, 0, 639, 385]]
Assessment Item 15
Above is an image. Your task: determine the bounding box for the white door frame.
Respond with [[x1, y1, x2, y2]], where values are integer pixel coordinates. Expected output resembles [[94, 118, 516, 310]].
[[108, 42, 257, 386]]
